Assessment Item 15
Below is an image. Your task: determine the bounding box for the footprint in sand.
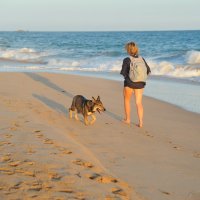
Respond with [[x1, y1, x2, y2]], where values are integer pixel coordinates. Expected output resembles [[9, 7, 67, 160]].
[[4, 134, 13, 138], [23, 159, 35, 165], [85, 173, 118, 184], [42, 182, 53, 190], [105, 196, 120, 200], [0, 167, 15, 175], [0, 141, 12, 146], [61, 149, 72, 155], [9, 181, 23, 190], [26, 146, 36, 154], [33, 130, 44, 138], [57, 188, 74, 194], [26, 161, 35, 165], [111, 187, 127, 197], [9, 161, 21, 167], [48, 172, 63, 181], [36, 133, 44, 138], [24, 171, 36, 177], [9, 122, 20, 131], [193, 152, 200, 158], [168, 141, 183, 151], [9, 127, 17, 131], [173, 145, 182, 151], [144, 131, 154, 138], [159, 189, 171, 195], [27, 181, 43, 191], [1, 154, 11, 162], [55, 183, 86, 199], [43, 138, 54, 144], [72, 159, 94, 168], [33, 130, 42, 133], [57, 147, 73, 155]]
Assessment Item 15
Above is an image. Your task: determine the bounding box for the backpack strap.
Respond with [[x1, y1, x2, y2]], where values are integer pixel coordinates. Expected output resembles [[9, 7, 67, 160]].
[[142, 57, 151, 75]]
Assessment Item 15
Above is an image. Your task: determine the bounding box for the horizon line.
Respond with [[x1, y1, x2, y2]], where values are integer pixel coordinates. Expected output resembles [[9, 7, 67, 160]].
[[0, 29, 200, 32]]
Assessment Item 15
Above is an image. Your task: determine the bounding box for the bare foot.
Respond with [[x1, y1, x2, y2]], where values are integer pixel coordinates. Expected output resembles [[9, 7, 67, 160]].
[[136, 123, 143, 128], [122, 119, 130, 125]]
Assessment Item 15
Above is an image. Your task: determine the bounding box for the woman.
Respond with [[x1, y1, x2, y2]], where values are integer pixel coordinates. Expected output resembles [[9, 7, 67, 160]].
[[120, 42, 151, 127]]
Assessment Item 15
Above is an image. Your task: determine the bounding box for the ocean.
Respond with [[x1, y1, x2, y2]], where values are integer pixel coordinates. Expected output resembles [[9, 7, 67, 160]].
[[0, 31, 200, 113]]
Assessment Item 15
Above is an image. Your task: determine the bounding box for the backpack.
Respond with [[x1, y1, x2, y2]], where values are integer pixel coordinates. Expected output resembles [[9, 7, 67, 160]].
[[129, 56, 148, 82]]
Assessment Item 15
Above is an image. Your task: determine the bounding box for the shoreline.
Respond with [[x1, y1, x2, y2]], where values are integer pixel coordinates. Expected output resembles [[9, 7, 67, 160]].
[[0, 72, 200, 200], [1, 70, 200, 114]]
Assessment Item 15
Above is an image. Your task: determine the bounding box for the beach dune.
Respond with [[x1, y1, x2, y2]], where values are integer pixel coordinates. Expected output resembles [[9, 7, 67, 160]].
[[0, 72, 200, 200]]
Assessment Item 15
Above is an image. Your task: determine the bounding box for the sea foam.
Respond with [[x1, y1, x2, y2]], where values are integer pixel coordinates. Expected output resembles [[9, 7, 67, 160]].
[[186, 50, 200, 64], [0, 48, 48, 63]]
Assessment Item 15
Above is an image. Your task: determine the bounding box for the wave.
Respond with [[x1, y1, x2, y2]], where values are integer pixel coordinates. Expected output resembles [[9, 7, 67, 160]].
[[0, 48, 200, 83], [148, 60, 200, 78], [186, 50, 200, 64], [47, 59, 122, 72], [47, 59, 81, 67], [50, 58, 200, 79], [0, 48, 49, 64]]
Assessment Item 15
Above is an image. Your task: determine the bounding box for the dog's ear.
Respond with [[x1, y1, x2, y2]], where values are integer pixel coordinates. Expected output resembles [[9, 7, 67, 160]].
[[97, 96, 100, 101], [92, 97, 96, 102]]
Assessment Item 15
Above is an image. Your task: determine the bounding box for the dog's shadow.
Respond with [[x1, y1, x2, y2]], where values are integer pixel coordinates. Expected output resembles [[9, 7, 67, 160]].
[[33, 94, 122, 121], [33, 94, 89, 124], [27, 73, 122, 123]]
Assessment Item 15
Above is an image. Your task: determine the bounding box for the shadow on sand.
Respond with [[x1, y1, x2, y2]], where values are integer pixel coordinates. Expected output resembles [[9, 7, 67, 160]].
[[33, 94, 67, 115], [26, 72, 122, 122], [24, 72, 74, 98]]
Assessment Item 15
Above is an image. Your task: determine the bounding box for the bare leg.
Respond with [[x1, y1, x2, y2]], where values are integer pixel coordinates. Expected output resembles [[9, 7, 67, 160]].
[[123, 87, 133, 124], [90, 114, 96, 125], [133, 89, 144, 127]]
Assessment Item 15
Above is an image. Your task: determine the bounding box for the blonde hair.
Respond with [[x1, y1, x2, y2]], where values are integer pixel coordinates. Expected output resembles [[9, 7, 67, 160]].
[[125, 42, 139, 56]]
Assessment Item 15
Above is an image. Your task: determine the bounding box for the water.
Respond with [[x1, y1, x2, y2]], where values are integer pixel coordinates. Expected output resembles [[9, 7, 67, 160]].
[[0, 31, 200, 113]]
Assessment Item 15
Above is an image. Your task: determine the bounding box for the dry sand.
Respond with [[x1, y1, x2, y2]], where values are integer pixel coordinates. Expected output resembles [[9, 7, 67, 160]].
[[0, 72, 200, 200]]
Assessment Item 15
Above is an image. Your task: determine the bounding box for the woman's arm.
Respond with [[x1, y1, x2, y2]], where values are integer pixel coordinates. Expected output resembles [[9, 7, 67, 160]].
[[120, 57, 130, 78]]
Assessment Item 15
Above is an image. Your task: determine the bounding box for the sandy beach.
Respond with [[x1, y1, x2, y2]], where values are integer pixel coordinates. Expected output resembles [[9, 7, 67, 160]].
[[0, 72, 200, 200]]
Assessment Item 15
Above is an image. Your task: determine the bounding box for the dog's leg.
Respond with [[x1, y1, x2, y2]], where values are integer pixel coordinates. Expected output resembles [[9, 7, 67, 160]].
[[84, 116, 90, 126], [69, 108, 73, 119], [90, 114, 96, 125], [74, 109, 79, 121]]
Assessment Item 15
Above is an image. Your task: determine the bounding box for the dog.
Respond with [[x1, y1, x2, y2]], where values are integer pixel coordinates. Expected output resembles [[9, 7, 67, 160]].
[[69, 95, 106, 125]]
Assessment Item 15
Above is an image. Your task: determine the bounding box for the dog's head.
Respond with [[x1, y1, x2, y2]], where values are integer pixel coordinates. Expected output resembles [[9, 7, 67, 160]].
[[92, 96, 106, 113]]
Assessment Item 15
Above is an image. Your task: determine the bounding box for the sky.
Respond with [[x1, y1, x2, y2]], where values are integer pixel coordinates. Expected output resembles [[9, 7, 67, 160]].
[[0, 0, 200, 31]]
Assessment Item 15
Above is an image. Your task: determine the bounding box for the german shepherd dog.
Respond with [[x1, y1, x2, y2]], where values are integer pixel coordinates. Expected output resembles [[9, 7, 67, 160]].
[[69, 95, 106, 125]]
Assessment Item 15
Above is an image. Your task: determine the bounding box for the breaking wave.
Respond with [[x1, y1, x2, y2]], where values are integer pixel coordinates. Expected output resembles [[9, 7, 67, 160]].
[[186, 50, 200, 64], [148, 60, 200, 78], [0, 48, 49, 64], [0, 47, 200, 83]]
